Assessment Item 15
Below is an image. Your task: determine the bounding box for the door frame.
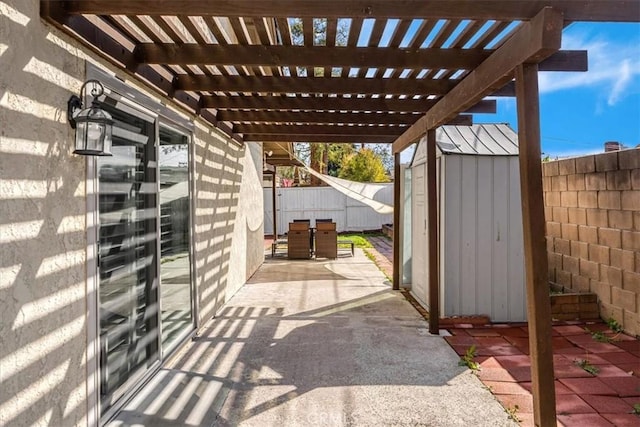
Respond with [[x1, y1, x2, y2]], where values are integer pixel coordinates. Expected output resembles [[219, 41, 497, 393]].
[[85, 64, 197, 426]]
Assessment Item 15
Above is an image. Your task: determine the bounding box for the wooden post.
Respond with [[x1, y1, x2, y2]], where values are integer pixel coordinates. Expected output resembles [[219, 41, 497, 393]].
[[272, 167, 278, 240], [427, 129, 440, 335], [393, 152, 401, 290], [515, 63, 556, 427]]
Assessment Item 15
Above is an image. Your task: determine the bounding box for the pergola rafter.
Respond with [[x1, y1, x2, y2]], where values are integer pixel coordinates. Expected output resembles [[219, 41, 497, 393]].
[[39, 2, 640, 426]]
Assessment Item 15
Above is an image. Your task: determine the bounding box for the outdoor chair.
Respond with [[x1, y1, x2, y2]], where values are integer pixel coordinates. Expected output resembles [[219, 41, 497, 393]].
[[287, 221, 311, 259]]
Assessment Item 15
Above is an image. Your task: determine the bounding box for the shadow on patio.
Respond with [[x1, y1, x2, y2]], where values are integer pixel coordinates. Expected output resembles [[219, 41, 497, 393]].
[[109, 254, 516, 426]]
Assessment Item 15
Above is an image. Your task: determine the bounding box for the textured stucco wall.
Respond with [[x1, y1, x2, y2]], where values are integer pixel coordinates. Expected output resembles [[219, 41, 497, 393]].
[[1, 0, 265, 425], [0, 1, 89, 426], [193, 123, 264, 322]]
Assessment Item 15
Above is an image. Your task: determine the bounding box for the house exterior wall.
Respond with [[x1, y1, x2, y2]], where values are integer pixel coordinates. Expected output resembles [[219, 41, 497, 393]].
[[543, 149, 640, 336], [0, 1, 264, 425]]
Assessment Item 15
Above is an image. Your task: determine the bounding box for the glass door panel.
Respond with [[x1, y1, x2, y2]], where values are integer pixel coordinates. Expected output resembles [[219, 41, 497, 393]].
[[97, 105, 159, 411], [159, 126, 193, 350]]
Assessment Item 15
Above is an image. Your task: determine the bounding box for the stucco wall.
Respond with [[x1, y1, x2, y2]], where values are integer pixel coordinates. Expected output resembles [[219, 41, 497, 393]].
[[543, 149, 640, 336], [1, 0, 265, 425], [193, 123, 264, 322], [1, 0, 89, 425]]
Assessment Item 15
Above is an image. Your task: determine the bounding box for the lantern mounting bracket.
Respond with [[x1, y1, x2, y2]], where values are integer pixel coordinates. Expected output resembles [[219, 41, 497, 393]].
[[67, 79, 105, 129]]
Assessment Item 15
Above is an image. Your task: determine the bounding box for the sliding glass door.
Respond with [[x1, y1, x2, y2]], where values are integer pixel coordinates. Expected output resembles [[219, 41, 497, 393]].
[[158, 126, 193, 351], [97, 104, 159, 410]]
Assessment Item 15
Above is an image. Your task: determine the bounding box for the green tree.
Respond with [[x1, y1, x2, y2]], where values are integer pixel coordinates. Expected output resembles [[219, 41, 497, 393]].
[[327, 143, 356, 176], [339, 148, 390, 182]]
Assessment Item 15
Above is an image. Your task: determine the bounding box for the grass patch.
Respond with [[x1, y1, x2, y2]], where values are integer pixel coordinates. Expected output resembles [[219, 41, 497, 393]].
[[338, 233, 381, 248]]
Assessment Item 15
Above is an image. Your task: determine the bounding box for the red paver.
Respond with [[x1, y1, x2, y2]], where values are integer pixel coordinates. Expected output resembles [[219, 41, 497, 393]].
[[475, 344, 525, 356], [617, 364, 640, 377], [559, 377, 618, 396], [483, 380, 530, 395], [556, 394, 597, 414], [554, 363, 596, 379], [493, 354, 531, 368], [443, 335, 477, 346], [557, 413, 613, 427], [495, 393, 534, 413], [521, 380, 575, 395], [599, 376, 640, 397], [597, 352, 640, 365], [580, 395, 634, 413], [576, 341, 626, 354], [596, 365, 636, 377], [600, 413, 640, 427], [554, 325, 590, 336], [615, 340, 640, 355], [477, 368, 517, 382], [466, 328, 502, 337]]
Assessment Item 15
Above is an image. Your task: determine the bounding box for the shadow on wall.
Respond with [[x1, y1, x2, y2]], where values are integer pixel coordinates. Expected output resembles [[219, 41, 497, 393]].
[[194, 132, 244, 322], [0, 1, 90, 425]]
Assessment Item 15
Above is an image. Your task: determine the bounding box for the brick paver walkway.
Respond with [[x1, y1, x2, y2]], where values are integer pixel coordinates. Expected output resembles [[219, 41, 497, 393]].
[[364, 235, 640, 427]]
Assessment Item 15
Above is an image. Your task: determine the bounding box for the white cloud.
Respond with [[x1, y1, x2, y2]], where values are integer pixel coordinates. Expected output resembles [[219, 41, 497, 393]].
[[537, 30, 640, 103], [608, 60, 632, 106]]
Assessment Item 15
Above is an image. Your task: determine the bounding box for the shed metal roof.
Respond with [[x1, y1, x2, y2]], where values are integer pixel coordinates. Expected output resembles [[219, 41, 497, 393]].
[[437, 123, 519, 155]]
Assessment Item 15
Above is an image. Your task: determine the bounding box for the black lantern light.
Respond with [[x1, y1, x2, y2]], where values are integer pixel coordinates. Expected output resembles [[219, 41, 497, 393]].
[[67, 79, 113, 156]]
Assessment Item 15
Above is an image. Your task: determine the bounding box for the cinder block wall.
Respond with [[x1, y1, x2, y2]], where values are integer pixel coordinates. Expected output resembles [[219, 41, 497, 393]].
[[543, 149, 640, 335]]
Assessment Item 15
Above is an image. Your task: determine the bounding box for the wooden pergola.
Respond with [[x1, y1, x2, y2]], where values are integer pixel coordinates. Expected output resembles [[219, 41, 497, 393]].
[[41, 2, 640, 425]]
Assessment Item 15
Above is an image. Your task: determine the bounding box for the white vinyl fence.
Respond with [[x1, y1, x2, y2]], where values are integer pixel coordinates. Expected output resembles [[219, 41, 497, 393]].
[[264, 185, 393, 235]]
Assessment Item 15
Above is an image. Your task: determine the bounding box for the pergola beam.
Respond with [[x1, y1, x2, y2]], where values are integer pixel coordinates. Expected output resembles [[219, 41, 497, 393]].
[[175, 75, 457, 96], [218, 110, 424, 125], [137, 45, 587, 73], [202, 96, 497, 114], [235, 124, 407, 137], [65, 1, 640, 22], [243, 134, 395, 143], [393, 7, 564, 153]]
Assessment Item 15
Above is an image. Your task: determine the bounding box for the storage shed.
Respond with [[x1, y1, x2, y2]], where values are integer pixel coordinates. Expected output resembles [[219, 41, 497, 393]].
[[410, 124, 527, 322]]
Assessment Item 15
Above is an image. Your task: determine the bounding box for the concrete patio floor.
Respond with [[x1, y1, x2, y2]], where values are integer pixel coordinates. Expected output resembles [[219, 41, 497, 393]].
[[109, 249, 517, 426]]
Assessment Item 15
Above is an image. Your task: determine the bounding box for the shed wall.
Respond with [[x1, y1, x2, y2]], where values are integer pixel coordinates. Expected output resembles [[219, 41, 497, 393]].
[[442, 155, 527, 322]]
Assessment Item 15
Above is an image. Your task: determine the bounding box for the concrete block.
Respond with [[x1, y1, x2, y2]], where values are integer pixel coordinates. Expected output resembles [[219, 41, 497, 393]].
[[588, 244, 610, 265], [568, 208, 587, 225], [621, 230, 640, 252], [602, 265, 621, 287], [570, 240, 589, 258], [622, 310, 639, 337], [610, 249, 635, 272], [545, 191, 561, 207], [561, 223, 579, 241], [621, 190, 640, 211], [608, 210, 633, 230], [563, 255, 579, 274], [557, 270, 572, 287], [544, 206, 553, 221], [586, 208, 609, 228], [635, 212, 640, 232], [560, 191, 578, 208], [612, 287, 637, 312], [595, 151, 619, 172], [558, 158, 576, 175], [590, 281, 611, 304], [575, 155, 596, 174], [572, 274, 591, 292], [543, 160, 559, 176], [606, 170, 631, 190], [548, 252, 563, 270], [585, 172, 607, 190], [547, 221, 562, 238], [555, 238, 571, 255], [622, 271, 640, 294], [597, 191, 621, 210], [631, 169, 640, 190], [618, 148, 640, 170], [567, 173, 586, 191], [578, 225, 599, 244], [580, 258, 600, 280], [543, 176, 552, 192], [551, 175, 568, 191], [599, 228, 621, 248], [553, 206, 569, 223], [599, 301, 624, 323], [578, 191, 598, 208]]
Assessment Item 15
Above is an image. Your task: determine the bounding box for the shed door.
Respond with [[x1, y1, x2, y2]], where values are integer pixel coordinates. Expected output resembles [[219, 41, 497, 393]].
[[411, 164, 427, 306]]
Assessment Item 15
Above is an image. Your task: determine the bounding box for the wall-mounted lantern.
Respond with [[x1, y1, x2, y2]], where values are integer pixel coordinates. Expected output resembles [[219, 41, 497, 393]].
[[67, 79, 113, 156]]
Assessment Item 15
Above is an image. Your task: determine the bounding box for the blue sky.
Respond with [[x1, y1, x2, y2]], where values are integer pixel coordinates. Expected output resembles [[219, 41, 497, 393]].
[[475, 22, 640, 158]]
